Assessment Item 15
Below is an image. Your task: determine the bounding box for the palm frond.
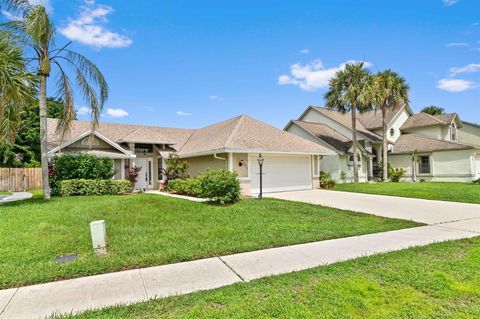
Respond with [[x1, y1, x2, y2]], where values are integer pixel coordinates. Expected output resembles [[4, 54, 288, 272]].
[[0, 0, 31, 15], [0, 31, 36, 142], [64, 50, 109, 106], [52, 60, 74, 143]]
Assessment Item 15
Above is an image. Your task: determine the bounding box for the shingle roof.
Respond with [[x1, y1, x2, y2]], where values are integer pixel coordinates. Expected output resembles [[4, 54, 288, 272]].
[[312, 107, 383, 142], [401, 113, 459, 130], [47, 118, 194, 151], [292, 120, 352, 153], [390, 134, 473, 154], [177, 115, 333, 156], [356, 107, 405, 130], [48, 115, 333, 157]]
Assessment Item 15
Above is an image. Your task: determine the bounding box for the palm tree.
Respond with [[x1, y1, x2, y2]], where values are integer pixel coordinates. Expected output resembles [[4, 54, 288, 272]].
[[421, 105, 444, 115], [373, 70, 409, 181], [325, 62, 374, 182], [0, 30, 35, 144], [1, 1, 108, 199]]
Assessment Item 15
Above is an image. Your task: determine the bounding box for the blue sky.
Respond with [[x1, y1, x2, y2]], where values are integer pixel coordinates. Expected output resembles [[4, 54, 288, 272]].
[[3, 0, 480, 128]]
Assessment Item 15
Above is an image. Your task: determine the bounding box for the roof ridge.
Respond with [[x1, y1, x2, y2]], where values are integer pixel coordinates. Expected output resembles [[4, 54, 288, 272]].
[[224, 115, 246, 148], [420, 112, 448, 125]]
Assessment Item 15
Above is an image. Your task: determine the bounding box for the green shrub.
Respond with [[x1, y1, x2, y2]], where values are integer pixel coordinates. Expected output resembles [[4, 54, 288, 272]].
[[54, 153, 116, 180], [60, 179, 131, 196], [319, 171, 331, 185], [167, 178, 201, 196], [51, 154, 116, 195], [390, 168, 406, 182], [198, 169, 241, 204], [473, 178, 480, 184]]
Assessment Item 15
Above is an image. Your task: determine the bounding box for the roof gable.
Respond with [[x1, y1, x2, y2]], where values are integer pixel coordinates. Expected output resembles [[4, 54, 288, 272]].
[[305, 107, 383, 142]]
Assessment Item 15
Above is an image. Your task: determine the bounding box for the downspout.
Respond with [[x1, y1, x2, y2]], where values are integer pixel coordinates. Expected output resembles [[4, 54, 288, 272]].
[[213, 153, 228, 170]]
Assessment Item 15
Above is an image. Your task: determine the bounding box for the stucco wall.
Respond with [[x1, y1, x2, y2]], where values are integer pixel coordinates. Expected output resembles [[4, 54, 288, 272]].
[[320, 153, 368, 182], [232, 153, 249, 178], [402, 125, 443, 140], [389, 149, 476, 182], [459, 123, 480, 147], [185, 154, 228, 177], [286, 124, 337, 153], [386, 108, 410, 142], [302, 108, 368, 141]]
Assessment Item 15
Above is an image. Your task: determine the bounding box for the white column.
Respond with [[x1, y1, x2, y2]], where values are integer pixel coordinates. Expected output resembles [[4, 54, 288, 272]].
[[120, 159, 125, 180], [228, 153, 235, 172], [368, 156, 374, 180]]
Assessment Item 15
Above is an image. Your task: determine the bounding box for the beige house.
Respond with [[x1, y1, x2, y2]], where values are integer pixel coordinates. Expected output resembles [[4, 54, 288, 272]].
[[47, 115, 333, 195], [286, 106, 480, 182]]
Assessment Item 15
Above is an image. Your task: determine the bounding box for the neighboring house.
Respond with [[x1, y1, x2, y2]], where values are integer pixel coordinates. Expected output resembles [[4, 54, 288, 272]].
[[286, 106, 480, 182], [47, 115, 334, 195]]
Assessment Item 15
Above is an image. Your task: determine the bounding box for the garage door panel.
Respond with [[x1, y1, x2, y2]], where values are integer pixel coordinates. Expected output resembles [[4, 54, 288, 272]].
[[250, 155, 311, 194]]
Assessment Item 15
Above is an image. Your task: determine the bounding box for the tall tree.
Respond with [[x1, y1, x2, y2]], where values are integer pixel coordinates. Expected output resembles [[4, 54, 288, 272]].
[[421, 105, 445, 115], [325, 62, 374, 182], [1, 1, 108, 199], [373, 70, 410, 181]]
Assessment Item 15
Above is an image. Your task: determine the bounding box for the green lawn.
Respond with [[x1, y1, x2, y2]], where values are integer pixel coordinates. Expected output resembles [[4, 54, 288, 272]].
[[334, 182, 480, 204], [67, 237, 480, 319], [0, 191, 12, 195], [0, 194, 419, 289]]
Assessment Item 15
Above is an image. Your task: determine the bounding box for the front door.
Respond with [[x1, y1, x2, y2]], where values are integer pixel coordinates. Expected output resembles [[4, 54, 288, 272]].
[[135, 158, 153, 190]]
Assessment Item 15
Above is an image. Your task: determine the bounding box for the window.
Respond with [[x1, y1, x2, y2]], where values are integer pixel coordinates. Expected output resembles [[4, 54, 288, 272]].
[[390, 128, 395, 137], [451, 123, 457, 141], [419, 156, 430, 174], [348, 154, 361, 162]]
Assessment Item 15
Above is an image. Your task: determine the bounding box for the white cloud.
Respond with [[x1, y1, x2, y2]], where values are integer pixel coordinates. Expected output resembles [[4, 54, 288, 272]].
[[278, 59, 373, 91], [449, 63, 480, 76], [300, 48, 310, 54], [58, 0, 132, 49], [1, 10, 22, 20], [176, 111, 192, 116], [76, 106, 91, 116], [209, 95, 224, 101], [445, 42, 469, 48], [437, 79, 476, 92], [442, 0, 459, 6], [106, 108, 128, 117]]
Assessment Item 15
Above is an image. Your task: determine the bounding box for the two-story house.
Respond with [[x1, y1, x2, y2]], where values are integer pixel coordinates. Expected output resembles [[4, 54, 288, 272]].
[[286, 106, 480, 182]]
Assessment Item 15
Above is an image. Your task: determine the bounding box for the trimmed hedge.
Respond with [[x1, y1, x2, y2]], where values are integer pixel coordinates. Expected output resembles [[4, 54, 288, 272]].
[[50, 153, 117, 195], [167, 169, 241, 204], [60, 179, 131, 196], [167, 178, 200, 197]]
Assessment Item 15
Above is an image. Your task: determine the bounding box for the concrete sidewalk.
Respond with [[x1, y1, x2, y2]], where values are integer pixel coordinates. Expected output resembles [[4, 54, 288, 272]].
[[1, 218, 480, 319], [266, 189, 480, 224], [0, 192, 32, 204]]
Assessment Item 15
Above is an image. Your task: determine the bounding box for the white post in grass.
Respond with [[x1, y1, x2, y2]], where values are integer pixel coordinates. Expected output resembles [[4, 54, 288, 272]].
[[90, 220, 108, 255]]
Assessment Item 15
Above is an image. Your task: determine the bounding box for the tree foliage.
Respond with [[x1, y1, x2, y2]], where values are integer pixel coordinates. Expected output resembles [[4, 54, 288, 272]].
[[421, 105, 445, 116], [324, 62, 374, 182], [1, 1, 109, 198], [0, 98, 66, 167]]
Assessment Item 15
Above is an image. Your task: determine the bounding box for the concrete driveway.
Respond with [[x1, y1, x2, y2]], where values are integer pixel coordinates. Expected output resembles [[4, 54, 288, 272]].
[[266, 189, 480, 225]]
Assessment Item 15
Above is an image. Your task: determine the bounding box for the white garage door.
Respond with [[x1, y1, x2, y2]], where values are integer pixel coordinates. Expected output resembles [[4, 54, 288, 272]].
[[249, 154, 312, 194]]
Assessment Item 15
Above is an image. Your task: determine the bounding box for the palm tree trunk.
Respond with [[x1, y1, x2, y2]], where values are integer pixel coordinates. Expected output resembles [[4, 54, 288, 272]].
[[351, 105, 359, 182], [39, 75, 51, 199], [382, 107, 388, 181]]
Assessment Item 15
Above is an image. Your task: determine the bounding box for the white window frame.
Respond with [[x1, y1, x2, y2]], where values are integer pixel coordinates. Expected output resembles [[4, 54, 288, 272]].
[[418, 155, 432, 175]]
